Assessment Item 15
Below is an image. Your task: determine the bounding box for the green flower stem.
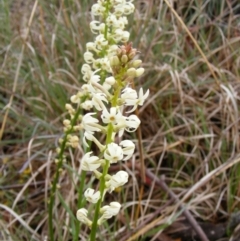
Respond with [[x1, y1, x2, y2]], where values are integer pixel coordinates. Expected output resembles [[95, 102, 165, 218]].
[[90, 123, 113, 241], [74, 169, 87, 241], [90, 4, 114, 238], [74, 141, 92, 241], [104, 0, 110, 39], [48, 106, 82, 241], [80, 1, 120, 240], [112, 86, 121, 107]]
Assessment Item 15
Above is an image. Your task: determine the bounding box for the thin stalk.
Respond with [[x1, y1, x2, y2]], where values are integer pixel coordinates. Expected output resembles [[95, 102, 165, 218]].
[[89, 123, 113, 241], [74, 170, 87, 241], [48, 106, 82, 241]]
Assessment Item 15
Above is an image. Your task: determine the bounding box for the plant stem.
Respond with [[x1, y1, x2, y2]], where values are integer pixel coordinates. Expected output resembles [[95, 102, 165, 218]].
[[89, 123, 113, 241], [74, 170, 87, 241], [48, 106, 82, 241]]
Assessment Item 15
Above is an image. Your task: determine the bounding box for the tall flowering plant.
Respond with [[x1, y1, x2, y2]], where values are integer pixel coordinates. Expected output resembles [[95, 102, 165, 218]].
[[49, 0, 149, 240]]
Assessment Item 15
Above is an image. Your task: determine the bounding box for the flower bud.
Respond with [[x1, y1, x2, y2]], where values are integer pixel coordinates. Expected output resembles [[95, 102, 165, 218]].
[[65, 104, 73, 111], [126, 68, 136, 77], [132, 60, 142, 68], [110, 56, 120, 66], [105, 76, 116, 85], [68, 135, 79, 148], [121, 55, 128, 63], [63, 119, 71, 126], [128, 49, 137, 59], [136, 67, 145, 77], [58, 138, 63, 144]]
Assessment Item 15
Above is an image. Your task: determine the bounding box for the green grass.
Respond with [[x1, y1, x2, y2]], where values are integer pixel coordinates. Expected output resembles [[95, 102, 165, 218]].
[[1, 0, 240, 240]]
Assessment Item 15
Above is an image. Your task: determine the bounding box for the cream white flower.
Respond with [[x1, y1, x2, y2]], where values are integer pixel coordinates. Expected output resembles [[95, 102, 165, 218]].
[[91, 3, 105, 16], [82, 113, 102, 134], [101, 107, 122, 124], [81, 84, 91, 94], [121, 87, 137, 101], [83, 73, 92, 83], [92, 93, 108, 111], [98, 202, 121, 225], [90, 74, 101, 84], [90, 20, 102, 34], [101, 202, 121, 217], [83, 132, 105, 151], [104, 143, 123, 163], [107, 45, 119, 57], [86, 41, 95, 50], [81, 100, 93, 110], [81, 152, 101, 171], [120, 140, 135, 160], [113, 5, 125, 16], [84, 51, 95, 64], [84, 188, 101, 203], [95, 34, 108, 50], [98, 57, 111, 72], [106, 14, 117, 26], [122, 88, 149, 113], [112, 17, 128, 30], [124, 2, 135, 14], [115, 114, 141, 136], [125, 115, 141, 131], [76, 208, 92, 226], [106, 170, 129, 192], [121, 31, 130, 42], [81, 63, 92, 75], [112, 29, 123, 42], [114, 1, 135, 16]]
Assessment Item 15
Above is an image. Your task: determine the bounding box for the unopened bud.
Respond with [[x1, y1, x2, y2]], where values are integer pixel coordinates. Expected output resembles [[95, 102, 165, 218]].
[[132, 60, 142, 68], [58, 138, 63, 144], [69, 135, 79, 148], [70, 95, 80, 104], [63, 119, 71, 126], [126, 68, 136, 77], [136, 67, 145, 77], [105, 76, 116, 85], [121, 55, 128, 63], [110, 56, 120, 66], [128, 49, 137, 59], [65, 104, 73, 111]]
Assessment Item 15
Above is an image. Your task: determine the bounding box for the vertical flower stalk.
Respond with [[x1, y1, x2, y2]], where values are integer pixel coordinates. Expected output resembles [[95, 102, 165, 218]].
[[52, 0, 149, 240]]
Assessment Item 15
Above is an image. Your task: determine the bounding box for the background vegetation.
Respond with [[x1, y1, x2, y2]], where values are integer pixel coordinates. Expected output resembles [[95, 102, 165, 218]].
[[1, 0, 240, 240]]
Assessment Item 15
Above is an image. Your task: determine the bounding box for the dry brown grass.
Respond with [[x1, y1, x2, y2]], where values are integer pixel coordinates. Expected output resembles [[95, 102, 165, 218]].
[[1, 0, 240, 240]]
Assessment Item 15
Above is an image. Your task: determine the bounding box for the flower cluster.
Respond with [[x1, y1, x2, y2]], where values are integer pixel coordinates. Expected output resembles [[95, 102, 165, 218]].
[[63, 0, 149, 228]]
